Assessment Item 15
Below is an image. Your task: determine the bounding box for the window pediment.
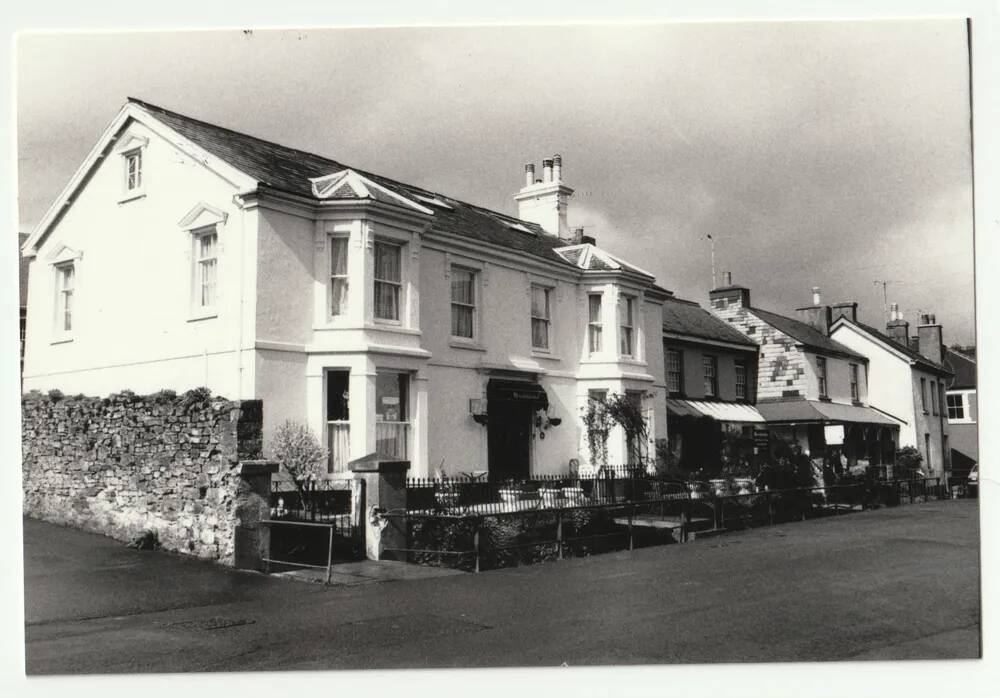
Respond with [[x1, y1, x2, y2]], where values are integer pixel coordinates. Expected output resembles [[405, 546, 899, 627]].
[[309, 169, 433, 215], [45, 243, 83, 266], [114, 133, 149, 155], [178, 202, 228, 231]]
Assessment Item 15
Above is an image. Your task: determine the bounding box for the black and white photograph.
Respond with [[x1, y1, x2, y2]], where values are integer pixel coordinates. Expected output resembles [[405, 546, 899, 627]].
[[3, 2, 998, 695]]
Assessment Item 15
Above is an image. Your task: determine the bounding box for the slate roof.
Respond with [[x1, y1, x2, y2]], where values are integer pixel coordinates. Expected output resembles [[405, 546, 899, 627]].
[[851, 321, 952, 376], [943, 348, 976, 389], [749, 306, 867, 361], [662, 296, 758, 348], [18, 233, 29, 307], [128, 98, 585, 270]]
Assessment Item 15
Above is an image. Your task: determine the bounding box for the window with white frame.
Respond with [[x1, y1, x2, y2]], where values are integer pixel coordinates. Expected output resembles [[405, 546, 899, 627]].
[[124, 150, 142, 191], [587, 294, 603, 354], [703, 355, 718, 397], [450, 267, 477, 339], [329, 236, 349, 318], [849, 363, 859, 401], [193, 228, 218, 310], [666, 349, 683, 395], [374, 241, 402, 322], [735, 359, 748, 400], [55, 263, 75, 333], [920, 377, 928, 412], [930, 380, 939, 415], [530, 284, 551, 350], [619, 294, 635, 357], [375, 371, 410, 459], [817, 356, 829, 398], [946, 393, 967, 421]]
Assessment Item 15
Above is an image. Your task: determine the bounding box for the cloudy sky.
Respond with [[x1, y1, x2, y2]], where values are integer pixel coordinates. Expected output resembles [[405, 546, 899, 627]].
[[16, 21, 976, 343]]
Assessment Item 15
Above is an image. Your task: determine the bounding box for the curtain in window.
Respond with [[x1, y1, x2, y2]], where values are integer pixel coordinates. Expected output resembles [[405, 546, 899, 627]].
[[588, 295, 602, 353], [451, 270, 475, 338], [327, 422, 351, 474], [531, 286, 549, 349], [60, 266, 74, 331], [330, 237, 349, 316], [374, 243, 401, 321]]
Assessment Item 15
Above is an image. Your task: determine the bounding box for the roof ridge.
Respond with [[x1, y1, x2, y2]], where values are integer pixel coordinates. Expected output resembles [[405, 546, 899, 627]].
[[127, 97, 551, 233]]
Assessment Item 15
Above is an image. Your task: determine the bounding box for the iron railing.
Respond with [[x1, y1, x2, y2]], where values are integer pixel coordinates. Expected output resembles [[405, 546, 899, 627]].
[[384, 477, 945, 572]]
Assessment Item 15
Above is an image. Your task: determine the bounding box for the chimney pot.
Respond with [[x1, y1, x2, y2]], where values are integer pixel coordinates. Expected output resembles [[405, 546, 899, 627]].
[[542, 159, 554, 183], [723, 271, 732, 287], [811, 287, 822, 306], [552, 154, 562, 183], [889, 302, 900, 321], [524, 163, 535, 188]]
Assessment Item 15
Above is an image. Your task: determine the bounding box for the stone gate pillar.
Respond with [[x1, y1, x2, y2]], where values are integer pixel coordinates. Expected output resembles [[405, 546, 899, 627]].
[[233, 459, 279, 570], [350, 454, 409, 561]]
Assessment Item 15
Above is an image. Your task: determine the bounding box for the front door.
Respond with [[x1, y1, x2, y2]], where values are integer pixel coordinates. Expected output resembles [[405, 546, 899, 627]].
[[487, 399, 532, 480]]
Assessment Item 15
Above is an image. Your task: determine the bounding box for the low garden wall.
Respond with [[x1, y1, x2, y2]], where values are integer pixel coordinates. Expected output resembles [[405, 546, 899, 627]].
[[21, 388, 264, 564]]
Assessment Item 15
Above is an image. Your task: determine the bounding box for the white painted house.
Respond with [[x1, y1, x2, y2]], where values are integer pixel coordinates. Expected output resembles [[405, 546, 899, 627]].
[[21, 99, 670, 478], [829, 304, 953, 480]]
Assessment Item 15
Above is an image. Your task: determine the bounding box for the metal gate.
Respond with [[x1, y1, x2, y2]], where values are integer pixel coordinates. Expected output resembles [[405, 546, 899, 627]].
[[264, 479, 364, 580]]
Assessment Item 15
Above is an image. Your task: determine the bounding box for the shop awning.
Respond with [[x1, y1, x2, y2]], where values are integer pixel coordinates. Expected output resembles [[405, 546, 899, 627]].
[[665, 399, 766, 423], [755, 399, 904, 427]]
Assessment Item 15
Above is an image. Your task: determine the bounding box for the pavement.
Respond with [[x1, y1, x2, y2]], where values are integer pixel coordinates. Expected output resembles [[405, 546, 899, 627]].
[[23, 499, 980, 674]]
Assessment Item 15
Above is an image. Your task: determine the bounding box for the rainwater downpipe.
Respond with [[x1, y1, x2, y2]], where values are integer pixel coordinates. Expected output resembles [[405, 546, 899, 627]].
[[232, 189, 254, 403]]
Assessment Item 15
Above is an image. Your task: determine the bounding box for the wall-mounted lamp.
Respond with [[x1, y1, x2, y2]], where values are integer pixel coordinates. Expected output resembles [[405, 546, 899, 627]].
[[470, 398, 488, 425]]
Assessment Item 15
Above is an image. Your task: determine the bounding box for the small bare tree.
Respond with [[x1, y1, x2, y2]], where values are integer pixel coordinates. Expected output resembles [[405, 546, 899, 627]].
[[269, 420, 328, 513]]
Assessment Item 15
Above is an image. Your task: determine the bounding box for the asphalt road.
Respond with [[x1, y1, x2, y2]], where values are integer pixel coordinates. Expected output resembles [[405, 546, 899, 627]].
[[23, 499, 980, 674]]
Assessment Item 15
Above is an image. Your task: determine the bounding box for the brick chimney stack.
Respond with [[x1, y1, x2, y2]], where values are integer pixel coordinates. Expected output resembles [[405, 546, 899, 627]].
[[708, 271, 751, 310], [916, 313, 944, 364], [795, 287, 833, 335], [886, 303, 909, 347]]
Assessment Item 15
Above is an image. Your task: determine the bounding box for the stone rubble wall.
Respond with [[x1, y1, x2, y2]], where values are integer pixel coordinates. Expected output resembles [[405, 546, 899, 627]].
[[21, 389, 263, 564]]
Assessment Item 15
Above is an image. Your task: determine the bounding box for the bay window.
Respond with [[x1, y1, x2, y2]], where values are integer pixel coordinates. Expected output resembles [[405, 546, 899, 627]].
[[375, 371, 410, 459], [587, 294, 603, 354], [619, 295, 635, 357], [374, 241, 402, 322], [329, 236, 349, 318], [326, 370, 351, 474]]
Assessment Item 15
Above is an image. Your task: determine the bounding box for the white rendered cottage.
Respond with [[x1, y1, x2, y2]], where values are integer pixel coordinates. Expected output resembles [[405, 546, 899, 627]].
[[21, 99, 670, 478]]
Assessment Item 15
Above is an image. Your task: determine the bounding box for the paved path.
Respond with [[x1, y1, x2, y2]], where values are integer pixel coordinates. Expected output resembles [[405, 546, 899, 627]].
[[23, 500, 980, 674]]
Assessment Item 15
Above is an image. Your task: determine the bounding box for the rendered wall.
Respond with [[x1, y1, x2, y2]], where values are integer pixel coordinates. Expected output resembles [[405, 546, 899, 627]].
[[21, 390, 263, 564], [22, 118, 256, 400]]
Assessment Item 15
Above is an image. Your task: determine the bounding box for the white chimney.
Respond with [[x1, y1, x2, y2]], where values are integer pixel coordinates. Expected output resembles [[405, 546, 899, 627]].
[[811, 287, 822, 306], [542, 158, 553, 183], [514, 154, 575, 237]]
